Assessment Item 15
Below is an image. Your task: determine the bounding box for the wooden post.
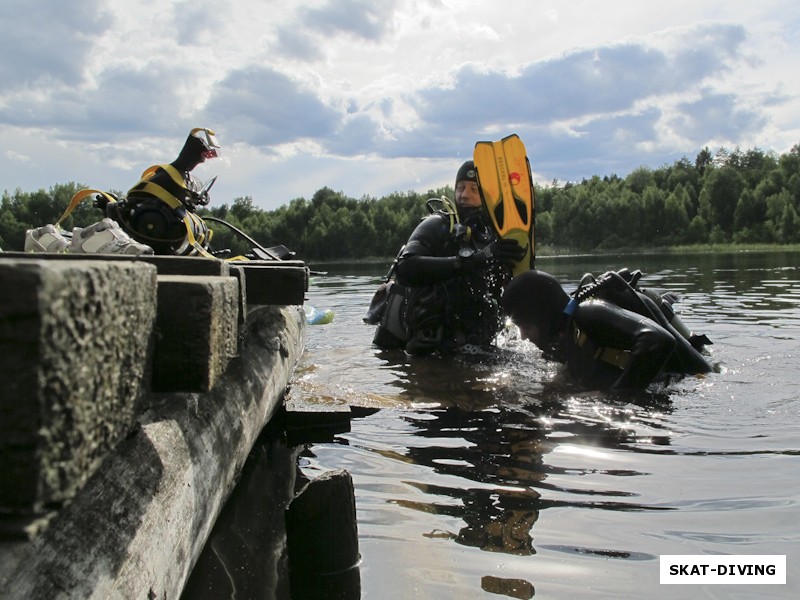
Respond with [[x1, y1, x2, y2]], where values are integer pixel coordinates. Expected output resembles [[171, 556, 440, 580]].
[[285, 469, 360, 599]]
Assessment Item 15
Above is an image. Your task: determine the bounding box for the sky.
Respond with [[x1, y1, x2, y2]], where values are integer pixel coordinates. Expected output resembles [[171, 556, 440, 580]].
[[1, 0, 799, 211]]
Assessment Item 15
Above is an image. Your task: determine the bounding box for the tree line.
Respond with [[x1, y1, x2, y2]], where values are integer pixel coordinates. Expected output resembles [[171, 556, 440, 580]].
[[2, 144, 799, 259]]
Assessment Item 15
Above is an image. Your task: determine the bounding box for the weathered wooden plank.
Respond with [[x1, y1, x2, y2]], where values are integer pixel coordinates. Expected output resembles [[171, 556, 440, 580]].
[[284, 394, 352, 444], [2, 251, 231, 277], [238, 263, 309, 305], [0, 259, 156, 519], [5, 252, 309, 306], [152, 275, 241, 393]]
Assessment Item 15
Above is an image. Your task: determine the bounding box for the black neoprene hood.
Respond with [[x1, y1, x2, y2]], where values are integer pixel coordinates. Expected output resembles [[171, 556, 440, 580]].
[[501, 270, 569, 330], [455, 160, 477, 186]]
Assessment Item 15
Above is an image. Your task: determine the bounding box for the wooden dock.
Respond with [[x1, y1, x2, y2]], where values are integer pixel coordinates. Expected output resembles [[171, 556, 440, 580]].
[[0, 252, 310, 598]]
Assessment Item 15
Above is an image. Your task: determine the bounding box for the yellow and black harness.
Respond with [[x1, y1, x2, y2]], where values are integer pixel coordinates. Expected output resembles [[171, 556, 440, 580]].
[[125, 163, 214, 257], [59, 163, 216, 258], [564, 280, 631, 371], [572, 324, 631, 370]]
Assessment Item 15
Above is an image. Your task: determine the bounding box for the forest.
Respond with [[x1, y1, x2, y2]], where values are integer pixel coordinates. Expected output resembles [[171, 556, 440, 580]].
[[2, 144, 799, 260]]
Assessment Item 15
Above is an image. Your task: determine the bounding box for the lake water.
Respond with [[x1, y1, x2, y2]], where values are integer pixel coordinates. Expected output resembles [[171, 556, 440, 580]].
[[291, 250, 799, 599]]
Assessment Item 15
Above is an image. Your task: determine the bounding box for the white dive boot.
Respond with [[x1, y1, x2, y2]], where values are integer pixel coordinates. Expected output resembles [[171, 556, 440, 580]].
[[24, 224, 71, 253], [70, 218, 154, 255]]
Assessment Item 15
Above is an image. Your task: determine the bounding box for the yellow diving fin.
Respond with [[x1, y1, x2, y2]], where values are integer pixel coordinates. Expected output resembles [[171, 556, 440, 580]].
[[473, 134, 535, 276]]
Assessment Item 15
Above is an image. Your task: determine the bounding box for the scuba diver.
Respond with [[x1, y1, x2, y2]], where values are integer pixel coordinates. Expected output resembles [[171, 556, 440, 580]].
[[368, 160, 525, 354], [99, 127, 220, 255], [500, 269, 714, 391]]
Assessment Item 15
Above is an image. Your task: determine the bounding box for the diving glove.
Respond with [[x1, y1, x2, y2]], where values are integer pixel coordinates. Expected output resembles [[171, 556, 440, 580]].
[[459, 238, 525, 272]]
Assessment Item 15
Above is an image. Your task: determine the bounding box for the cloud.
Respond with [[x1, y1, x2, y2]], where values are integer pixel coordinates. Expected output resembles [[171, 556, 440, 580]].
[[0, 0, 111, 88], [0, 1, 798, 209], [271, 0, 400, 62], [203, 66, 343, 147], [196, 14, 788, 189], [300, 0, 398, 41], [371, 22, 769, 180], [412, 23, 748, 128], [180, 22, 757, 172], [5, 149, 31, 164], [0, 61, 197, 147], [275, 28, 325, 62], [173, 0, 236, 47], [85, 67, 194, 136], [673, 92, 767, 144]]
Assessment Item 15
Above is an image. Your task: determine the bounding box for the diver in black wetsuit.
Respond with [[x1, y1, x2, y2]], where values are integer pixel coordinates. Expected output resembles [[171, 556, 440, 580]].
[[372, 160, 524, 354], [500, 269, 714, 391]]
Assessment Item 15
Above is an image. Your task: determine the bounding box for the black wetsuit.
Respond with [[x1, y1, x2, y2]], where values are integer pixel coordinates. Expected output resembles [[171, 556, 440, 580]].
[[546, 275, 713, 391], [393, 208, 510, 354], [558, 299, 676, 390]]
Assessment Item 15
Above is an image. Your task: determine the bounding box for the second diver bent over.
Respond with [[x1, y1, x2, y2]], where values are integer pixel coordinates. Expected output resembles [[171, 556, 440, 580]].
[[500, 269, 714, 391]]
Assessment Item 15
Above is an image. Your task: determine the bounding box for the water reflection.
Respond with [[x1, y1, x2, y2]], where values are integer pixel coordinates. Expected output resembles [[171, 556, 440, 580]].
[[298, 289, 690, 566], [394, 405, 546, 557], [300, 358, 677, 597], [481, 575, 535, 599]]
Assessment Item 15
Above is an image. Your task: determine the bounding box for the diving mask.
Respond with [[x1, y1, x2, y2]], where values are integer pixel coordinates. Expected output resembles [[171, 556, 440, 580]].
[[191, 127, 220, 159]]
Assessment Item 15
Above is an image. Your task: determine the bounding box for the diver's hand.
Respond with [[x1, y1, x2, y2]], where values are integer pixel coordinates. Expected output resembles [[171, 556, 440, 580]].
[[460, 239, 525, 272], [490, 238, 526, 266]]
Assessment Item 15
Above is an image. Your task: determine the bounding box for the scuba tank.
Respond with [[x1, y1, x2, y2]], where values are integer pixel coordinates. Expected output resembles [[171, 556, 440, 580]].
[[85, 128, 220, 257], [367, 198, 461, 350], [119, 129, 220, 256], [56, 128, 220, 257], [636, 287, 712, 349], [104, 171, 216, 256], [570, 269, 713, 374], [60, 128, 294, 261], [365, 252, 410, 349]]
